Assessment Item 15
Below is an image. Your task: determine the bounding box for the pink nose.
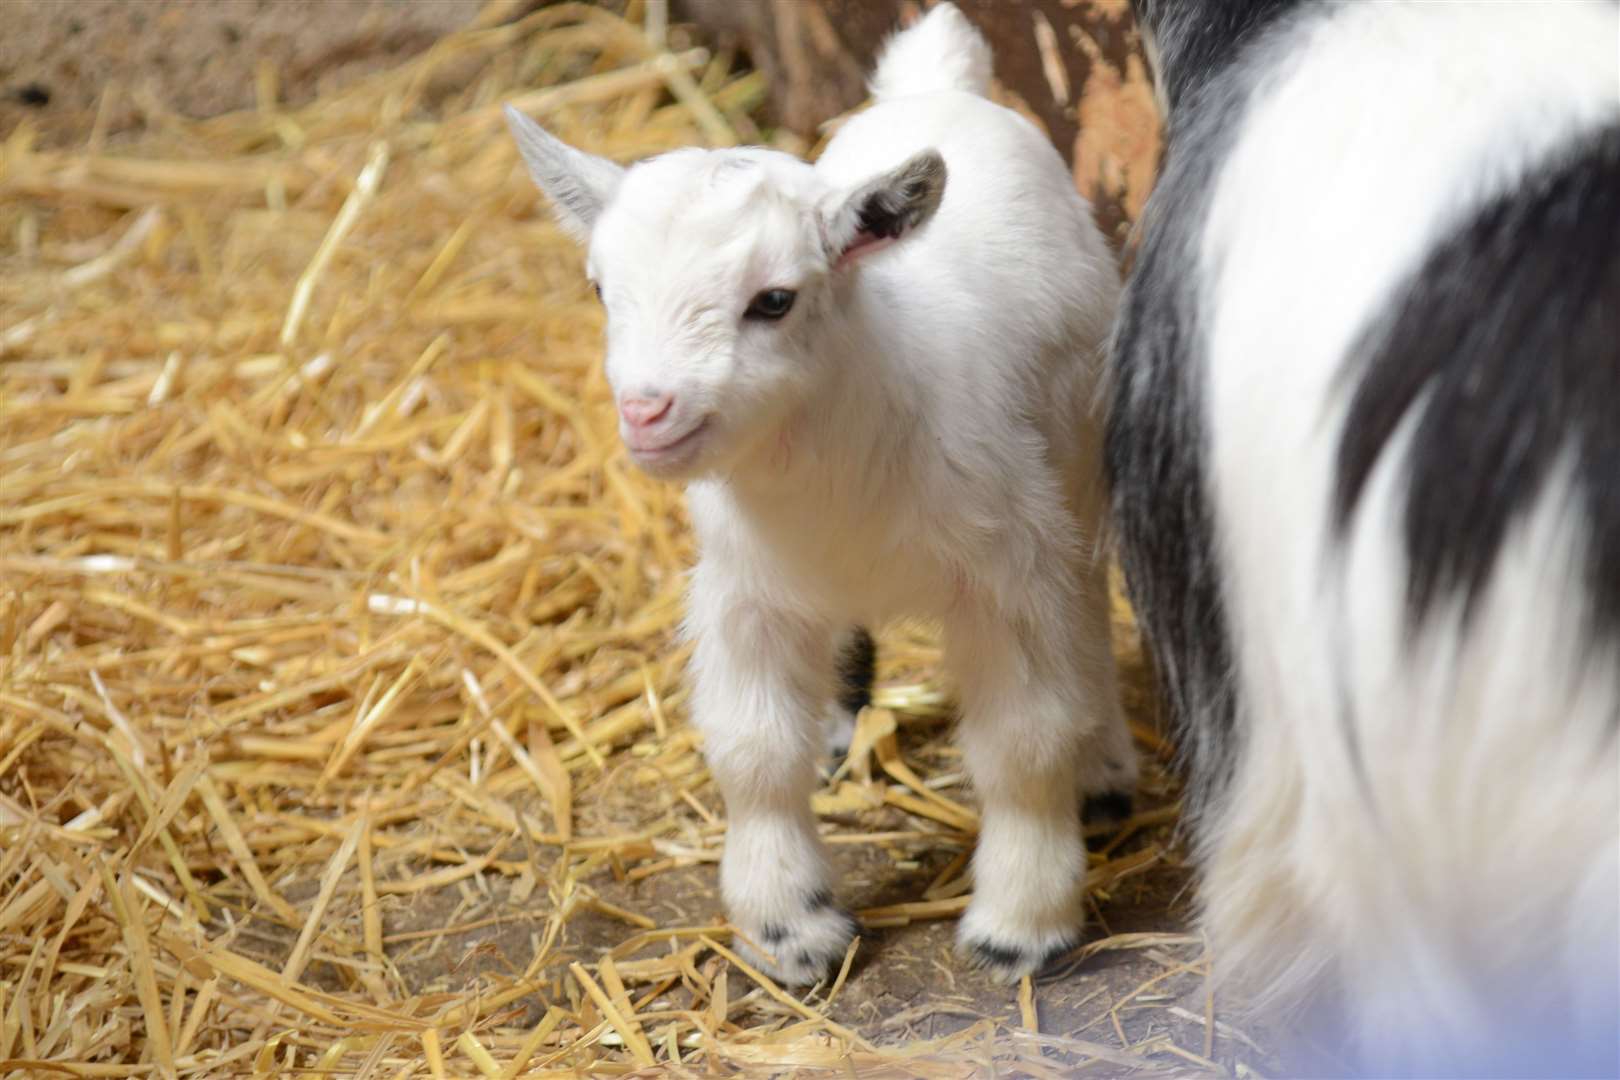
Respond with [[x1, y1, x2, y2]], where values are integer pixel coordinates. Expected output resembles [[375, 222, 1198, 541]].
[[619, 393, 673, 428]]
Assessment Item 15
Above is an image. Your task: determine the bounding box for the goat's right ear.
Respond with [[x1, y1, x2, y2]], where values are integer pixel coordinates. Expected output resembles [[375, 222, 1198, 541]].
[[504, 106, 624, 242], [822, 149, 947, 269]]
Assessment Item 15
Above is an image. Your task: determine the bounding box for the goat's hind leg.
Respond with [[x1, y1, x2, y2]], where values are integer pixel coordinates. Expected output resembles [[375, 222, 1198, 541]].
[[1073, 561, 1138, 836], [822, 626, 876, 764], [946, 594, 1109, 979]]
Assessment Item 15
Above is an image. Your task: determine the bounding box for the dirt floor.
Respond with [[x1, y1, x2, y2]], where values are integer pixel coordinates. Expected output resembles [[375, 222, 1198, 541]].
[[1, 1, 491, 146], [373, 826, 1231, 1057], [238, 763, 1271, 1072]]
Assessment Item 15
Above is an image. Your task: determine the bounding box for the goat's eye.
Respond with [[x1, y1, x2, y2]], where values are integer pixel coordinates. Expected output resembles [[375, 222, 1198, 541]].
[[590, 281, 603, 302], [745, 288, 796, 321]]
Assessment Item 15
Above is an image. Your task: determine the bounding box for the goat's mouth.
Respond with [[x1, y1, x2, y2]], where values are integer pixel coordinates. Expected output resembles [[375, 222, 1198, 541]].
[[625, 417, 711, 474]]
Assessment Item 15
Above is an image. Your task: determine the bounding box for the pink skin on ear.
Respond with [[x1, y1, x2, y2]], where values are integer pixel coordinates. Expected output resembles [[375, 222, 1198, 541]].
[[835, 233, 897, 270]]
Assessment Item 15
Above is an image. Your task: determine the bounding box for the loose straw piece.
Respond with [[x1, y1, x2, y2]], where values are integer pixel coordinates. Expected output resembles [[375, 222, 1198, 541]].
[[455, 1031, 503, 1078], [280, 815, 366, 984], [699, 937, 874, 1053], [281, 141, 389, 347], [465, 668, 573, 842], [1019, 975, 1039, 1034], [570, 962, 655, 1067], [59, 207, 162, 290], [475, 48, 709, 132], [195, 776, 299, 924], [656, 53, 736, 147], [372, 591, 602, 775], [421, 1029, 446, 1080], [98, 864, 175, 1076]]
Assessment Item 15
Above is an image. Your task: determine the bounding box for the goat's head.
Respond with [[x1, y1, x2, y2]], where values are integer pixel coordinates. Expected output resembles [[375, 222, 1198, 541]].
[[506, 107, 945, 480]]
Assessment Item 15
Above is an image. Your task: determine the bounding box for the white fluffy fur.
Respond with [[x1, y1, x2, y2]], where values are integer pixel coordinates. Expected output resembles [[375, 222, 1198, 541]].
[[508, 3, 1132, 984], [866, 1, 991, 102], [1196, 2, 1619, 1070]]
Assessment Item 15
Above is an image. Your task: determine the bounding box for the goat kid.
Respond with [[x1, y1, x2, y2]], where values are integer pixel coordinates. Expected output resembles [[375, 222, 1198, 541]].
[[1110, 2, 1620, 1075], [506, 3, 1134, 985]]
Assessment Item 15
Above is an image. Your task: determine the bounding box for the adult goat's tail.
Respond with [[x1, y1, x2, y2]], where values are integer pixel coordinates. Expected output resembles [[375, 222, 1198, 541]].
[[869, 2, 992, 102]]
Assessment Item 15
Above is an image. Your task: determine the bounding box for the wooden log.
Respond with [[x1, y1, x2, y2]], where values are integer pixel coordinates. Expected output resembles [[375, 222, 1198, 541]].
[[672, 0, 1162, 248]]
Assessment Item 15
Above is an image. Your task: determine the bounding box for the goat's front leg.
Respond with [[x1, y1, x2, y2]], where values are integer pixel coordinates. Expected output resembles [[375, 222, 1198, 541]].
[[945, 593, 1104, 980], [689, 593, 858, 986]]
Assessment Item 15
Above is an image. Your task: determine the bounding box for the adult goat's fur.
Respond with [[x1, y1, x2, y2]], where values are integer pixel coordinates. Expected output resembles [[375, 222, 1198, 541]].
[[1110, 2, 1620, 1075]]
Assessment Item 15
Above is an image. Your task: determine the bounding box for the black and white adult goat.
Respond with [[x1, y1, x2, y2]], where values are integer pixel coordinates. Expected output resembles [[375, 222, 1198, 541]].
[[1109, 2, 1619, 1075]]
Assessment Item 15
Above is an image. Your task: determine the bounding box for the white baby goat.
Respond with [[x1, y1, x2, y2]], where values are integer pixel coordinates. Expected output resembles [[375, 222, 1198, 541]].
[[506, 3, 1134, 984]]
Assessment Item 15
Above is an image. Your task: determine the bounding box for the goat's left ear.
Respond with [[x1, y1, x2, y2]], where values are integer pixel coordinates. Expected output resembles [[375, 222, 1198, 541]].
[[505, 105, 624, 242], [822, 149, 947, 268]]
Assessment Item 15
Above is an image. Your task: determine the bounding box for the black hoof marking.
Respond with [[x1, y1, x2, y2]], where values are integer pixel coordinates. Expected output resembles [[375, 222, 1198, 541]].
[[753, 894, 861, 982], [776, 913, 860, 982], [1037, 938, 1079, 973], [1082, 790, 1134, 827], [967, 940, 1025, 971], [966, 936, 1078, 977]]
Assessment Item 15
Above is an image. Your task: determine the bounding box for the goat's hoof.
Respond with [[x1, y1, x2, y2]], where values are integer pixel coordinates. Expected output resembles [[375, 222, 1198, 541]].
[[958, 932, 1078, 982], [733, 890, 860, 987], [821, 704, 856, 765]]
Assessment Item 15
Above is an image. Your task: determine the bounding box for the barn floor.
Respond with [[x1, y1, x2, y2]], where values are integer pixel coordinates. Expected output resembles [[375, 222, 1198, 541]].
[[0, 2, 1278, 1075]]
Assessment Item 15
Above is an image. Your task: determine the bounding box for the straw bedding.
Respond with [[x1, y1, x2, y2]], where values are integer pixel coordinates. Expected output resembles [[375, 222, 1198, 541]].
[[0, 2, 1243, 1075]]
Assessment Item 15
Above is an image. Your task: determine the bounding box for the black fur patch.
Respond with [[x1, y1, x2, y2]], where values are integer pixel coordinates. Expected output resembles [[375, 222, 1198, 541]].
[[846, 150, 946, 248], [761, 923, 788, 945], [836, 627, 877, 715], [805, 887, 837, 912], [1081, 791, 1135, 827], [1107, 152, 1239, 810], [1038, 939, 1079, 971], [1334, 125, 1620, 643], [967, 940, 1025, 971], [965, 937, 1077, 975], [1109, 2, 1328, 818]]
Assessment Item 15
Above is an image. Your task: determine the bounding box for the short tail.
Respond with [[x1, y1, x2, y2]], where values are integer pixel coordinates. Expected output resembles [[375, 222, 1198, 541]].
[[869, 2, 992, 102]]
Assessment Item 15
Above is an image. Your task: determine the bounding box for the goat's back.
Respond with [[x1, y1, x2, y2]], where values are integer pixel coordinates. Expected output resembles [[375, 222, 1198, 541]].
[[818, 90, 1116, 386]]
